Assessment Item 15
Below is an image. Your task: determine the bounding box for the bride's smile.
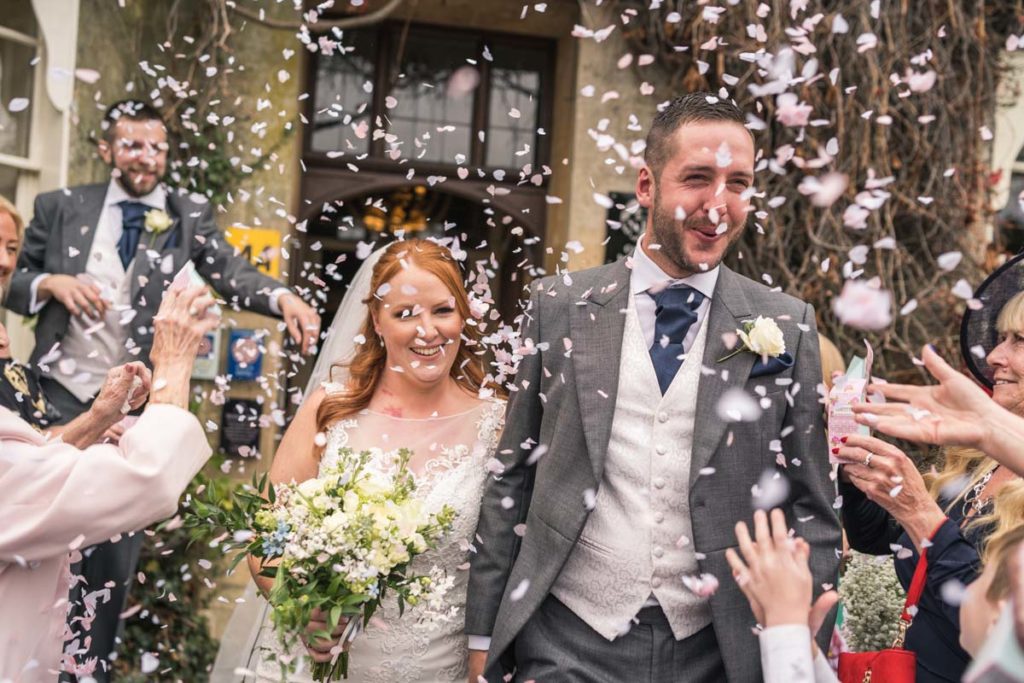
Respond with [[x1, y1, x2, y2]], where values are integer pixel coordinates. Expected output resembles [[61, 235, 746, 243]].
[[374, 264, 465, 387]]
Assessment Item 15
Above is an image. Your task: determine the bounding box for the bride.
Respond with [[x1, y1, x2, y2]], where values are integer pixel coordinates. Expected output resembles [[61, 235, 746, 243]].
[[231, 239, 506, 682]]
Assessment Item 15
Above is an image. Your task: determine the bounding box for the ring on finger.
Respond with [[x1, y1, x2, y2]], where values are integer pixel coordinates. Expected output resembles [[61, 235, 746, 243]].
[[864, 452, 874, 468]]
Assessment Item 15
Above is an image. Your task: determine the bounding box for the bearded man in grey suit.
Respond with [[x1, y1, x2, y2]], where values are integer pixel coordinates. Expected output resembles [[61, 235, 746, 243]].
[[466, 94, 841, 682], [4, 99, 320, 680]]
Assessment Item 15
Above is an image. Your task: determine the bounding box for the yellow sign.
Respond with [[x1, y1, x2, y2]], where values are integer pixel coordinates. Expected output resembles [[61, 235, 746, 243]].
[[224, 226, 282, 279]]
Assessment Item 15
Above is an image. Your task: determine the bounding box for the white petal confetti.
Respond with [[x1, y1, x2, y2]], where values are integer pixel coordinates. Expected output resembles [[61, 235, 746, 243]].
[[833, 281, 892, 331], [716, 388, 762, 422], [509, 579, 530, 601], [752, 469, 791, 509], [936, 251, 962, 271]]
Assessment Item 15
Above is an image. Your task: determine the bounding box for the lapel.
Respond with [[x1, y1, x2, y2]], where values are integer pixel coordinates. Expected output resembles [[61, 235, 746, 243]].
[[62, 184, 108, 275], [570, 259, 630, 481], [153, 191, 183, 253], [690, 265, 757, 487], [130, 190, 183, 301]]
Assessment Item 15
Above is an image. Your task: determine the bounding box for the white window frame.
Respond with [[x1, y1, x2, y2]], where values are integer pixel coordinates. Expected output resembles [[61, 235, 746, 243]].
[[1, 1, 80, 362], [0, 22, 45, 209]]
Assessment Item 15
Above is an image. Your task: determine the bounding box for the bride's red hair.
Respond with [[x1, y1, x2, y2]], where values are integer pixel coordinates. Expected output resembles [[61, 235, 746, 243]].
[[316, 239, 503, 436]]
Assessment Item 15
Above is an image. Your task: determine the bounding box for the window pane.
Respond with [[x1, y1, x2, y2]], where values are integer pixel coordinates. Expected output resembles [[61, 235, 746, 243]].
[[0, 38, 36, 158], [0, 165, 17, 201], [0, 2, 38, 36], [386, 32, 476, 165], [485, 44, 545, 169], [311, 31, 377, 156]]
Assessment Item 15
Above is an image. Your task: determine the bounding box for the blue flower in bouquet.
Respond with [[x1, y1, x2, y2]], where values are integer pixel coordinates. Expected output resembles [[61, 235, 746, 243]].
[[262, 520, 291, 558]]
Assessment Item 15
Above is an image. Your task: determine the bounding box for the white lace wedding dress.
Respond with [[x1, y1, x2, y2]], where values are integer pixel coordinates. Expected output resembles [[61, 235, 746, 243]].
[[246, 389, 505, 683]]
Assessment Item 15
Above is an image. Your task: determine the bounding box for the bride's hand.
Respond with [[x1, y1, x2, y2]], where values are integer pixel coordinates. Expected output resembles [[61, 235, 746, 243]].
[[303, 608, 350, 663]]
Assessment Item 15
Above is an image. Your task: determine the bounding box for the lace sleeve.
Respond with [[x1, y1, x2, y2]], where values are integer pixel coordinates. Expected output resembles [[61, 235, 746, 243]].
[[475, 399, 506, 460]]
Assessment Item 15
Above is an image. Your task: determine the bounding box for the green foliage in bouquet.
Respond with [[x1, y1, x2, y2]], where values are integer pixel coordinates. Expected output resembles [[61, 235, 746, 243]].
[[113, 473, 235, 681], [839, 551, 908, 652], [184, 448, 456, 681]]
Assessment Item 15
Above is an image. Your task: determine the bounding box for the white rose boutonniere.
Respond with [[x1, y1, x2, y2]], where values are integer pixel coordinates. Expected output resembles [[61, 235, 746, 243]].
[[143, 208, 173, 246], [719, 315, 786, 362]]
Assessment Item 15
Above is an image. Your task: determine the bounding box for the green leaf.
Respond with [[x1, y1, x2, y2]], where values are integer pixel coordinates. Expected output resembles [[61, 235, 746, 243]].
[[330, 605, 342, 630]]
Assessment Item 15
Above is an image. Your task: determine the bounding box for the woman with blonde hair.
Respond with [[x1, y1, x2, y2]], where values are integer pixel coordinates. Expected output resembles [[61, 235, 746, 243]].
[[238, 239, 507, 682], [835, 253, 1024, 682]]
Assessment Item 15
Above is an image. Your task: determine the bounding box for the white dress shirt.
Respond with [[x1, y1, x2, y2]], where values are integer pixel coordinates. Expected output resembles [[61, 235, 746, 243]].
[[629, 236, 719, 353]]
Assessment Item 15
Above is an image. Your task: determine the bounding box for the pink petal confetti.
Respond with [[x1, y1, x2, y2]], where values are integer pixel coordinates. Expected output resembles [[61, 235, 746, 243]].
[[775, 93, 812, 127], [75, 68, 101, 84], [833, 280, 892, 330], [682, 573, 720, 597]]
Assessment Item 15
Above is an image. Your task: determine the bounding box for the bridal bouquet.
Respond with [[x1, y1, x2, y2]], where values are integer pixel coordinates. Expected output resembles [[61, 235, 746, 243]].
[[185, 448, 456, 681]]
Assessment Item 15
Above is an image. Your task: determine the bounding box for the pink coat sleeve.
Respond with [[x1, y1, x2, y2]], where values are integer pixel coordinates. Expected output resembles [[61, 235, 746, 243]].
[[0, 404, 212, 563]]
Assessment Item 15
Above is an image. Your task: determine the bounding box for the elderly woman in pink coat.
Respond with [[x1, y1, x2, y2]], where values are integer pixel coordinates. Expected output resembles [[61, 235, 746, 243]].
[[0, 197, 219, 681]]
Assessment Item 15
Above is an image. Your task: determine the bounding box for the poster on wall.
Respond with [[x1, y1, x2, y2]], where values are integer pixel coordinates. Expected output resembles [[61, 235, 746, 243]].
[[224, 225, 283, 278], [226, 329, 264, 381], [220, 398, 261, 458], [191, 329, 222, 380]]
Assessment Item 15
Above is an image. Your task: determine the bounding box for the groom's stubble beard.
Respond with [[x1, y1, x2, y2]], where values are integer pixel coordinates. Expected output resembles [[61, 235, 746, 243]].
[[649, 181, 746, 276], [111, 166, 160, 199]]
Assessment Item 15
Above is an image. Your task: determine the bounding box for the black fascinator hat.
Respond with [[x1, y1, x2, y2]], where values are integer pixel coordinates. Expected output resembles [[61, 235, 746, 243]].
[[960, 251, 1024, 388]]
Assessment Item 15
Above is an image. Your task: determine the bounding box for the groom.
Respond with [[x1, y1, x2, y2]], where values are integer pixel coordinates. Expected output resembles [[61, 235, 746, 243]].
[[466, 94, 841, 681]]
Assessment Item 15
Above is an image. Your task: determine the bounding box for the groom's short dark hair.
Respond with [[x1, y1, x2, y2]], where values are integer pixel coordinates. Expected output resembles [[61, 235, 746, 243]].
[[644, 93, 750, 177], [101, 99, 165, 143]]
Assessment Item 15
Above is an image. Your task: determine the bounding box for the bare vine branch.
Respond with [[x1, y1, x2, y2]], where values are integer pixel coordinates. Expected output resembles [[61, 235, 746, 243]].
[[612, 0, 1022, 382]]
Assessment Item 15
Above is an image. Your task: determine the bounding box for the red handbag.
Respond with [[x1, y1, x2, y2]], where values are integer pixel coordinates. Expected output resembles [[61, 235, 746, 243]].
[[837, 548, 927, 683]]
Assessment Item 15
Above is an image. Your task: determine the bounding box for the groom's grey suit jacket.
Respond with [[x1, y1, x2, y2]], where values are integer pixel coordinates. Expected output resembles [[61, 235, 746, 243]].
[[466, 258, 842, 682], [6, 183, 283, 369]]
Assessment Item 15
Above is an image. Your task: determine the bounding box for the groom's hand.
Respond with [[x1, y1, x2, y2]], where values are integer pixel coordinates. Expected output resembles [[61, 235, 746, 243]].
[[467, 650, 487, 682]]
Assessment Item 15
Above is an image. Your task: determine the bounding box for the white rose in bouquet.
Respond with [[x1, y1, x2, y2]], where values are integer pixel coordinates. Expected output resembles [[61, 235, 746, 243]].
[[297, 478, 324, 499]]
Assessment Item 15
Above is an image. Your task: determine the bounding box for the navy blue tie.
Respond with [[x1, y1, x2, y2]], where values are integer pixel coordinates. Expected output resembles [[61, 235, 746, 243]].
[[118, 200, 148, 269], [648, 285, 705, 394]]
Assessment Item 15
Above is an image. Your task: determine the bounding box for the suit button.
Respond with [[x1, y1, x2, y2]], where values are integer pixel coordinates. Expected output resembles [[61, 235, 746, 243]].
[[657, 412, 669, 423], [653, 546, 664, 558], [654, 512, 664, 523], [653, 477, 665, 489], [656, 445, 667, 455], [652, 577, 662, 588]]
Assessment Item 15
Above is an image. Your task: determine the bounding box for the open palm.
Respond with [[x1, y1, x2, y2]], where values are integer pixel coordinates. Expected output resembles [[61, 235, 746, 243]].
[[852, 346, 997, 450]]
